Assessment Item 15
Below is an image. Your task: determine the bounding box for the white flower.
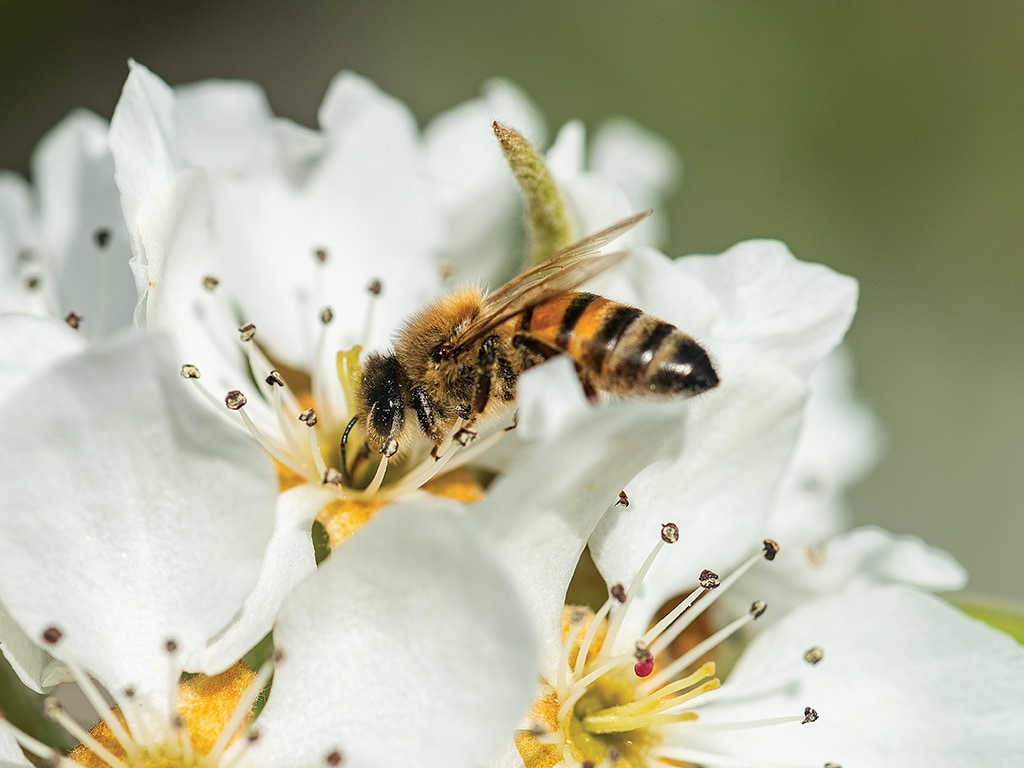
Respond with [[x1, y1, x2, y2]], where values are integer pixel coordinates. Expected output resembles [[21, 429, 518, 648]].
[[0, 110, 136, 335], [0, 327, 278, 692], [104, 62, 686, 537], [472, 402, 1024, 766], [0, 330, 536, 768]]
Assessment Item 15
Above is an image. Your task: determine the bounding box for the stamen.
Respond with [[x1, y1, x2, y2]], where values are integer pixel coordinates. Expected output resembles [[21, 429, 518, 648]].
[[647, 542, 780, 657], [558, 613, 590, 694], [202, 275, 220, 291], [603, 524, 675, 654], [94, 228, 112, 248], [44, 697, 127, 768], [325, 749, 345, 766], [122, 686, 155, 751], [0, 716, 84, 767], [227, 391, 307, 476], [677, 707, 817, 732], [643, 601, 768, 692], [61, 656, 141, 762], [181, 365, 230, 413], [238, 323, 257, 343], [616, 490, 630, 507], [300, 409, 330, 479], [361, 453, 391, 497], [314, 247, 328, 263], [65, 311, 83, 330], [219, 729, 261, 768], [804, 647, 825, 665], [164, 638, 182, 738], [362, 278, 383, 348], [206, 653, 277, 763], [574, 593, 618, 678], [173, 714, 194, 765]]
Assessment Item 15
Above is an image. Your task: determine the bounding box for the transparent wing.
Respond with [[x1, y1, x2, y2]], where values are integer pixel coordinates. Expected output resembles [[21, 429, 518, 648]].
[[453, 210, 651, 348]]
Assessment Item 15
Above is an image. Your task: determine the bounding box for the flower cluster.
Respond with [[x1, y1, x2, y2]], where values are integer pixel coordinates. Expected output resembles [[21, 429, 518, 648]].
[[1, 62, 1021, 768]]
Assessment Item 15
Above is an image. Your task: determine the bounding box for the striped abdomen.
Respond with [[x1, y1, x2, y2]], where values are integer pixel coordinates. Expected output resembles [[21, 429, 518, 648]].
[[517, 292, 719, 397]]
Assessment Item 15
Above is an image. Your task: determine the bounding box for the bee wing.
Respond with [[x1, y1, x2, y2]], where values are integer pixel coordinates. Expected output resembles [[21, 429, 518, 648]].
[[453, 210, 651, 348]]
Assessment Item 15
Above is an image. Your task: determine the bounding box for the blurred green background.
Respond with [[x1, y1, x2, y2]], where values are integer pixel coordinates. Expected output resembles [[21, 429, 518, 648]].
[[2, 2, 1021, 600]]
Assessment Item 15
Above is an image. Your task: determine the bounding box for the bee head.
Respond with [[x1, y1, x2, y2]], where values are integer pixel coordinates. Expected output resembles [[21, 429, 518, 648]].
[[357, 353, 411, 448]]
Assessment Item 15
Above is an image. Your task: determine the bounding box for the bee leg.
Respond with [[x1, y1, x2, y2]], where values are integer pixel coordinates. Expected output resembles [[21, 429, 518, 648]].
[[512, 332, 561, 368], [410, 385, 444, 443], [471, 336, 501, 417]]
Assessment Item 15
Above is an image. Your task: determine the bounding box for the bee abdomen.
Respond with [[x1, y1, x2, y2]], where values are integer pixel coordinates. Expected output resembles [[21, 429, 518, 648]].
[[523, 292, 718, 397]]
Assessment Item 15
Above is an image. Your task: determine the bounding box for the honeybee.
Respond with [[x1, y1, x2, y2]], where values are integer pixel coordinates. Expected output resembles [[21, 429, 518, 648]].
[[347, 211, 719, 469]]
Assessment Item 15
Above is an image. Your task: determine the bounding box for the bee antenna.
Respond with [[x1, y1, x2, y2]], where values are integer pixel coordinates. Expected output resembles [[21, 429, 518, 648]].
[[339, 415, 360, 488]]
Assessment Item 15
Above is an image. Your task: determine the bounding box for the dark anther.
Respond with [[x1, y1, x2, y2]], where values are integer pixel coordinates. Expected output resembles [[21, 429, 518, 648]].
[[616, 490, 630, 507], [225, 390, 247, 410], [763, 539, 780, 561], [180, 364, 201, 379], [802, 706, 819, 724], [202, 275, 220, 290], [610, 583, 627, 603], [661, 522, 680, 544], [804, 646, 824, 665], [314, 247, 328, 263], [366, 278, 383, 296], [64, 311, 83, 330], [41, 626, 63, 645], [238, 322, 256, 342], [325, 749, 344, 766], [321, 306, 334, 324], [265, 370, 285, 387], [453, 428, 477, 446], [698, 569, 721, 589], [93, 228, 111, 248], [750, 600, 767, 619], [165, 639, 179, 653], [380, 437, 399, 458], [299, 408, 318, 427]]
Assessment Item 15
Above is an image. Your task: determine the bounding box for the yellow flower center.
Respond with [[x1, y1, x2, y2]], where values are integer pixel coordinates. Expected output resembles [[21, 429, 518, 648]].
[[68, 663, 255, 768]]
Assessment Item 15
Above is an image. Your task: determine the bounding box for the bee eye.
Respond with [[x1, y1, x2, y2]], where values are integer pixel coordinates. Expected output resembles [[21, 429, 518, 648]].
[[429, 342, 456, 362]]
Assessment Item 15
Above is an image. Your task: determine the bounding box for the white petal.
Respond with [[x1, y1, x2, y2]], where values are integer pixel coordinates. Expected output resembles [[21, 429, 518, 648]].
[[0, 172, 53, 316], [252, 500, 537, 768], [192, 483, 332, 673], [588, 243, 858, 640], [0, 600, 61, 694], [769, 346, 883, 543], [590, 348, 807, 643], [201, 70, 443, 368], [174, 78, 273, 171], [477, 360, 691, 681], [590, 118, 681, 209], [109, 61, 180, 325], [0, 332, 276, 714], [674, 240, 859, 380], [0, 727, 32, 768], [424, 79, 545, 286], [0, 315, 85, 402], [32, 109, 137, 336], [685, 586, 1024, 767]]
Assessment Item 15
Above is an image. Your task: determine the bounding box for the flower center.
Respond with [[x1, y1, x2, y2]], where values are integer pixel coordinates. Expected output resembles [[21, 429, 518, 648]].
[[1, 632, 275, 768], [517, 528, 799, 768]]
